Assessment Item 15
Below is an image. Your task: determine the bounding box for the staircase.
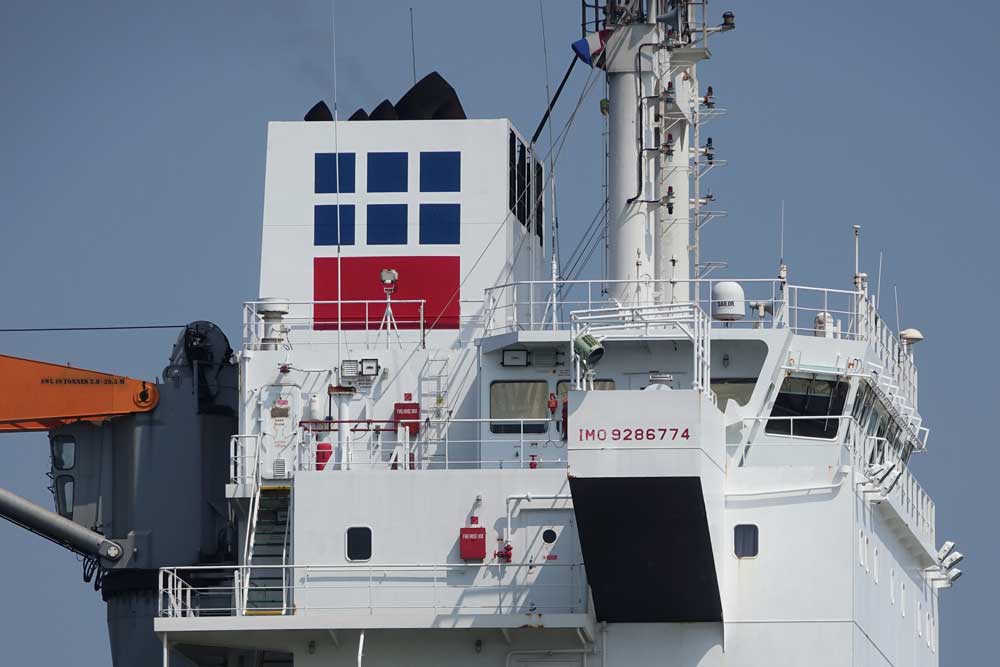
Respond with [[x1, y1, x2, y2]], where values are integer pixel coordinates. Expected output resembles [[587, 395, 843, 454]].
[[244, 485, 291, 615]]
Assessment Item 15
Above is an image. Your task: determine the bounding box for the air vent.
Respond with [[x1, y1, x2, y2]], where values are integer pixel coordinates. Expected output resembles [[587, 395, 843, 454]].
[[272, 459, 287, 479], [533, 349, 558, 367]]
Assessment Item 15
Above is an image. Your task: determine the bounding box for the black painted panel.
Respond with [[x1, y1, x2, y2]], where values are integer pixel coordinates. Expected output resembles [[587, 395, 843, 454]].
[[569, 476, 723, 623]]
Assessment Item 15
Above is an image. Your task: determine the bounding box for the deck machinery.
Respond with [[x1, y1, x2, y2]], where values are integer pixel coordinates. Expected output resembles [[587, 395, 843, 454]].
[[0, 2, 961, 666]]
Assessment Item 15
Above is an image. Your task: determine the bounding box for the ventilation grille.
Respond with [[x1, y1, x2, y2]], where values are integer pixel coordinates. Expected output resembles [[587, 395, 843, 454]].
[[272, 459, 287, 479]]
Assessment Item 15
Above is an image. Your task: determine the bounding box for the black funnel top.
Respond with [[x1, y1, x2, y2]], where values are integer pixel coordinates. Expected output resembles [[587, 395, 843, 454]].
[[304, 100, 333, 122], [394, 72, 466, 120], [369, 99, 400, 120], [327, 71, 467, 122]]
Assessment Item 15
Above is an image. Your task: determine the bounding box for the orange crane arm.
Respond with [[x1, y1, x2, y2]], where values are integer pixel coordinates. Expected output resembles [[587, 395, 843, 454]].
[[0, 354, 158, 432]]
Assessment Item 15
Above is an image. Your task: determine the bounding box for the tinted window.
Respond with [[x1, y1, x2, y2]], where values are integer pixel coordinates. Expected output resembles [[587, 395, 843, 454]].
[[490, 381, 549, 434], [51, 435, 75, 470], [765, 376, 848, 439], [734, 524, 758, 558], [556, 379, 615, 396], [55, 475, 74, 519], [710, 378, 757, 409], [516, 144, 527, 225], [346, 527, 372, 561]]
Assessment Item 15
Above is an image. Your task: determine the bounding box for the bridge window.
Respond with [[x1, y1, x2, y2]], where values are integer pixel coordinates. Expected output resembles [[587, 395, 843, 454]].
[[346, 526, 372, 561], [55, 475, 74, 519], [710, 378, 757, 409], [490, 381, 549, 434], [765, 376, 848, 439], [51, 435, 75, 470], [556, 379, 616, 396], [734, 524, 758, 558]]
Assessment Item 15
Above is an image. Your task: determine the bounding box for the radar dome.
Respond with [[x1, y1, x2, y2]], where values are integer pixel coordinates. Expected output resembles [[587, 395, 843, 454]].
[[711, 281, 745, 321]]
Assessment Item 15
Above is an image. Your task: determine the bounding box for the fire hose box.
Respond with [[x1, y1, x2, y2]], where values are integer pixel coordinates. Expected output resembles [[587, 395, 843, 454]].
[[460, 526, 487, 561], [393, 401, 421, 434]]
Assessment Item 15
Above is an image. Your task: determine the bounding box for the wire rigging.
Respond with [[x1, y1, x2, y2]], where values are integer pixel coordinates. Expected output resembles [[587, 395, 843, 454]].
[[0, 324, 187, 333]]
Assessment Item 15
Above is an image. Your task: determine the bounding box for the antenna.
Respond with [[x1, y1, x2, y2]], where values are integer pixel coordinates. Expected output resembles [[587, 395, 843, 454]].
[[894, 285, 901, 334], [409, 8, 417, 85], [779, 200, 785, 264], [852, 225, 861, 291], [875, 251, 883, 310]]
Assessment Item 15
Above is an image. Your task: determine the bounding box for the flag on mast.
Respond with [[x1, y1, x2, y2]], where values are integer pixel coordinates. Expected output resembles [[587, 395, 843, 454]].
[[571, 29, 614, 67]]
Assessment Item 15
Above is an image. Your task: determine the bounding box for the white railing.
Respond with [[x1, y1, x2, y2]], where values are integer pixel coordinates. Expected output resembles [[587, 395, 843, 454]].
[[243, 299, 429, 350], [230, 418, 569, 483], [484, 277, 919, 413], [230, 434, 261, 486], [849, 421, 935, 550], [570, 301, 713, 401], [484, 278, 786, 335], [158, 562, 588, 619]]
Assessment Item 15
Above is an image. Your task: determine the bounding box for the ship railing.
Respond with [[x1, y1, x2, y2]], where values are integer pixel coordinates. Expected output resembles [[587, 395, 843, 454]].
[[230, 434, 261, 487], [483, 278, 786, 335], [569, 301, 714, 402], [241, 299, 493, 350], [483, 277, 885, 339], [158, 562, 588, 619], [848, 421, 935, 549], [857, 297, 919, 409], [730, 415, 935, 550], [296, 417, 568, 472], [484, 278, 918, 405], [242, 299, 427, 350]]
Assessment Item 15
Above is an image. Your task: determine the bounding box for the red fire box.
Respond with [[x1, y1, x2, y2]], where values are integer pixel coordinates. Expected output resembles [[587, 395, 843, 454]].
[[393, 401, 421, 434], [459, 526, 487, 561]]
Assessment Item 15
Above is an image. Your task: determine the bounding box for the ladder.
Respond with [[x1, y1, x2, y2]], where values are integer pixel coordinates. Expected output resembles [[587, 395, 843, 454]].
[[243, 485, 291, 615]]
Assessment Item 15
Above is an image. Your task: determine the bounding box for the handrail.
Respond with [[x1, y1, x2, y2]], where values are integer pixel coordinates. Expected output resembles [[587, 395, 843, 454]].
[[239, 435, 264, 615], [158, 561, 588, 618]]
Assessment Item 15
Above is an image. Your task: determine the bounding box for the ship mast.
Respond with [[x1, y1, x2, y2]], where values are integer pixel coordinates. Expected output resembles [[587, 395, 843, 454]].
[[603, 1, 731, 303]]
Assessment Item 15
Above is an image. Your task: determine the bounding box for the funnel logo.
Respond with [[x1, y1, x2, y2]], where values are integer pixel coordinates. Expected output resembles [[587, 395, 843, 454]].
[[313, 151, 461, 246], [312, 150, 462, 330]]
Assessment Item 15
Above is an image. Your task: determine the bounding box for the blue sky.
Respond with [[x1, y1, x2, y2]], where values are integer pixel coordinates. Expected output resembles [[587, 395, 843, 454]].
[[0, 1, 997, 663]]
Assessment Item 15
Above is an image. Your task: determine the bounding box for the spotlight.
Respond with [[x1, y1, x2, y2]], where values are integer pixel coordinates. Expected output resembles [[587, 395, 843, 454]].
[[941, 551, 964, 569], [573, 334, 605, 368], [380, 268, 399, 296], [936, 541, 956, 562], [946, 568, 963, 583]]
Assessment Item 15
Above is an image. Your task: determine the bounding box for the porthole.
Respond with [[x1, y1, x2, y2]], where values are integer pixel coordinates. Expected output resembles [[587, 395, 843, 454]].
[[346, 526, 372, 561], [734, 524, 758, 558], [542, 529, 557, 544]]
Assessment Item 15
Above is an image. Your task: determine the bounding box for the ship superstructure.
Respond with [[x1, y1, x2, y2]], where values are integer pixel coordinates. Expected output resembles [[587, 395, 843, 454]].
[[0, 2, 963, 666]]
